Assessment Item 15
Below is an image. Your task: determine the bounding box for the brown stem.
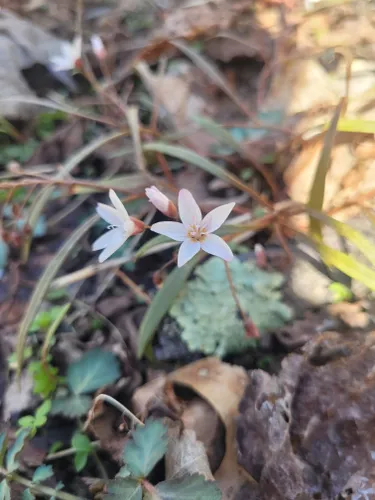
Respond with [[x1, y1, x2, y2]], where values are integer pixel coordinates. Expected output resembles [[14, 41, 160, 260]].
[[224, 261, 248, 326]]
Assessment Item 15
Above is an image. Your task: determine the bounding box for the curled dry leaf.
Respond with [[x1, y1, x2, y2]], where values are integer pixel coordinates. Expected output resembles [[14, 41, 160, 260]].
[[168, 357, 250, 500]]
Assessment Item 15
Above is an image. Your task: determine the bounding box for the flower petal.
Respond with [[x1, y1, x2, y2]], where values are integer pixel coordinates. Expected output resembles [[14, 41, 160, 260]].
[[109, 189, 129, 220], [201, 202, 235, 233], [97, 229, 127, 263], [201, 234, 233, 261], [96, 203, 123, 226], [177, 240, 201, 267], [92, 228, 120, 251], [178, 189, 202, 227], [150, 221, 187, 241]]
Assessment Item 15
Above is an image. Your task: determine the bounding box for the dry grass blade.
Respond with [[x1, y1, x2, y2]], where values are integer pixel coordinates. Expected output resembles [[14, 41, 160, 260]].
[[143, 142, 270, 207], [16, 215, 97, 375], [305, 206, 375, 267], [171, 40, 251, 118], [308, 99, 344, 239], [298, 232, 375, 291], [126, 106, 147, 172], [23, 130, 127, 261]]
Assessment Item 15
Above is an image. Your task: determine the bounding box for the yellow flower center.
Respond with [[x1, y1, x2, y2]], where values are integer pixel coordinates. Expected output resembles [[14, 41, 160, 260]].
[[187, 224, 207, 243]]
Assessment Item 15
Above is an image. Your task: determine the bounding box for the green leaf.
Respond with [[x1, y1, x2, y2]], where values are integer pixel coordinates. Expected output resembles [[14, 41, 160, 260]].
[[328, 282, 353, 303], [16, 214, 97, 374], [143, 143, 250, 196], [137, 254, 201, 358], [18, 416, 35, 429], [72, 433, 93, 472], [67, 348, 121, 395], [155, 474, 221, 500], [72, 433, 92, 452], [28, 361, 59, 398], [0, 480, 10, 500], [123, 420, 168, 478], [74, 451, 89, 472], [135, 235, 178, 259], [22, 488, 35, 500], [103, 478, 142, 500], [34, 400, 52, 426], [51, 395, 92, 418], [41, 303, 70, 361], [308, 100, 343, 239], [0, 433, 7, 467], [32, 465, 54, 483], [6, 428, 29, 472]]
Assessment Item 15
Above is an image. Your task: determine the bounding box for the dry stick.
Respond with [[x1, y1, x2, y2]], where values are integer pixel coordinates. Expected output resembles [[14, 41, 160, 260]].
[[0, 179, 139, 195], [116, 269, 151, 304]]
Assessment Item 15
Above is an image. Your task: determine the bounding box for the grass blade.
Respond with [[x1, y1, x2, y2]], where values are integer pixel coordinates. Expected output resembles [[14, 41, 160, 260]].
[[23, 131, 126, 261], [16, 215, 97, 374], [337, 118, 375, 134], [308, 100, 344, 239], [41, 303, 71, 363], [137, 254, 201, 357], [143, 142, 267, 204]]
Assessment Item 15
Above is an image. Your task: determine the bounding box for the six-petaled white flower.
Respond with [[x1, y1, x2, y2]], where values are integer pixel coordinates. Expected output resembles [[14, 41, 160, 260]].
[[145, 186, 177, 219], [49, 36, 82, 72], [151, 189, 235, 267], [92, 190, 144, 263]]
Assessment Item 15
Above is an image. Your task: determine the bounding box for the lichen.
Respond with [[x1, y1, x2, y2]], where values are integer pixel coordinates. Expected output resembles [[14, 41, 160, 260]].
[[169, 257, 293, 357]]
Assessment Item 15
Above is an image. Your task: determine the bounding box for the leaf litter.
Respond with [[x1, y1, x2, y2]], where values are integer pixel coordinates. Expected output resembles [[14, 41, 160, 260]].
[[1, 0, 375, 498]]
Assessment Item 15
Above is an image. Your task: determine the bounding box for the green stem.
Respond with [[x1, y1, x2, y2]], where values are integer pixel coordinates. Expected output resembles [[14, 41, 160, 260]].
[[0, 468, 86, 500], [46, 442, 100, 461]]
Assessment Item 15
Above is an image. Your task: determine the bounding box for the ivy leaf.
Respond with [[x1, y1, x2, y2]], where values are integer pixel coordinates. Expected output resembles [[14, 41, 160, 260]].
[[0, 480, 10, 500], [6, 428, 29, 472], [51, 395, 92, 417], [0, 433, 8, 467], [123, 420, 167, 478], [103, 478, 142, 500], [32, 464, 54, 483], [22, 489, 35, 500], [71, 433, 93, 472], [67, 349, 121, 395], [154, 474, 221, 500], [51, 395, 92, 418]]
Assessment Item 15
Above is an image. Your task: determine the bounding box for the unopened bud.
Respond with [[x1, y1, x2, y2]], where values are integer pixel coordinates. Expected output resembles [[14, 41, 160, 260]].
[[145, 186, 177, 219], [254, 243, 267, 269], [90, 35, 107, 60], [244, 318, 260, 338], [130, 217, 146, 235]]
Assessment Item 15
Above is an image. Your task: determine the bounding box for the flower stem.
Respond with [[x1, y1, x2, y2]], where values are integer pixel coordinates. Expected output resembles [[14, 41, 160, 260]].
[[224, 260, 248, 327]]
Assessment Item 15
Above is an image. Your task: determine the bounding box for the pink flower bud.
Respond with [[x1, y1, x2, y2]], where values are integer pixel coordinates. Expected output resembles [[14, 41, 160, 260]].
[[145, 186, 177, 219], [90, 35, 106, 60]]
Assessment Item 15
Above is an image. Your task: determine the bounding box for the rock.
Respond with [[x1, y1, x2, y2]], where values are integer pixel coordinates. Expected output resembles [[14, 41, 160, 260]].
[[236, 331, 375, 499]]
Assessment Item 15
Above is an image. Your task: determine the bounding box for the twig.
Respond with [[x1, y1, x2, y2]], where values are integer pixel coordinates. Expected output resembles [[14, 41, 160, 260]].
[[116, 270, 151, 304], [90, 394, 144, 427], [46, 442, 100, 461], [0, 468, 86, 500]]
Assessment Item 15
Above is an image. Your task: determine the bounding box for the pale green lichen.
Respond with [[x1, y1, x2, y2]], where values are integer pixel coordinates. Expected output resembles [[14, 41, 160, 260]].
[[169, 257, 293, 357]]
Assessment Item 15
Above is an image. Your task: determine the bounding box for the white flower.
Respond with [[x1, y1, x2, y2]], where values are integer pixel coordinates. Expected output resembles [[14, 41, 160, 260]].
[[145, 186, 177, 218], [49, 36, 82, 72], [92, 190, 135, 263], [90, 35, 106, 60], [151, 189, 235, 267]]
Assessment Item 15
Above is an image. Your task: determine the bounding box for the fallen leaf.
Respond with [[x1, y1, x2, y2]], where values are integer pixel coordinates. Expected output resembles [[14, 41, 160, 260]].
[[168, 358, 250, 500]]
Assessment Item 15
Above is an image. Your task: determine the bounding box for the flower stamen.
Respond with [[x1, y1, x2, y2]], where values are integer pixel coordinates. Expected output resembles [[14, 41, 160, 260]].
[[187, 224, 207, 242]]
